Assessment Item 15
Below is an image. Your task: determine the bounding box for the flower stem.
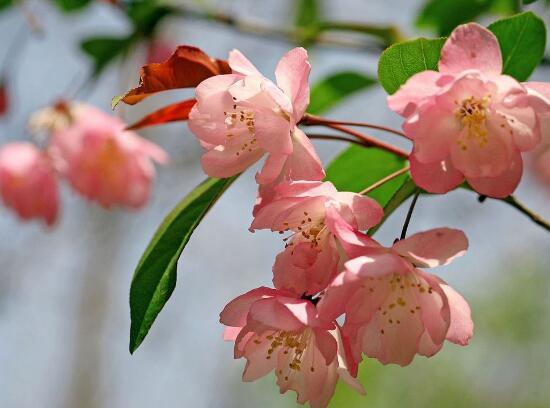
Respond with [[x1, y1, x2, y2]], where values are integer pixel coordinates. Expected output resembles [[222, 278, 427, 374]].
[[400, 189, 421, 240], [359, 166, 410, 195], [307, 133, 374, 148], [310, 123, 409, 159], [302, 114, 408, 138], [501, 196, 550, 233]]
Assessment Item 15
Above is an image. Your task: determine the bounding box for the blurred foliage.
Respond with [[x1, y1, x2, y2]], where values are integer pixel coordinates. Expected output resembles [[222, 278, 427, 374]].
[[416, 0, 520, 36], [81, 0, 174, 76], [326, 146, 407, 206], [327, 258, 550, 407], [308, 71, 376, 115], [53, 0, 92, 13]]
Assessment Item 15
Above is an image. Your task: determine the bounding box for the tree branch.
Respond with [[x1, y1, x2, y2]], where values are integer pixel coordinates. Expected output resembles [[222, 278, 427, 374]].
[[501, 195, 550, 233]]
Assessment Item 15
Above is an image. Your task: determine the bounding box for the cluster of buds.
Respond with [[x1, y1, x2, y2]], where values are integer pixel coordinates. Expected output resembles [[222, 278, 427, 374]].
[[0, 101, 167, 226], [184, 23, 550, 407]]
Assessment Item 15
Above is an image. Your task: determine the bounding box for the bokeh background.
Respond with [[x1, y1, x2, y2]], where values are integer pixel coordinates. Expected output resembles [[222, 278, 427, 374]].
[[1, 0, 550, 407]]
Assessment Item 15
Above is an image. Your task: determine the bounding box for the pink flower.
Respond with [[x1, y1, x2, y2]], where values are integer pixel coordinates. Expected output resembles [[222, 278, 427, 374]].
[[250, 181, 384, 295], [220, 287, 365, 407], [389, 23, 547, 198], [188, 48, 324, 188], [318, 212, 473, 367], [48, 103, 168, 209], [520, 82, 550, 191], [0, 142, 59, 226]]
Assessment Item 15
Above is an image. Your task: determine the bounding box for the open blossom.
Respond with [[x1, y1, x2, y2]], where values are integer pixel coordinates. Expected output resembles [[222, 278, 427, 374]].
[[188, 48, 324, 190], [318, 211, 473, 367], [389, 23, 549, 198], [46, 103, 168, 209], [250, 181, 383, 295], [220, 287, 365, 407], [0, 142, 59, 226]]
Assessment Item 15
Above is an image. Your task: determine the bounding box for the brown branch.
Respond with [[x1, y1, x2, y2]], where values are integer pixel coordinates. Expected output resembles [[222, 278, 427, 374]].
[[302, 113, 407, 138]]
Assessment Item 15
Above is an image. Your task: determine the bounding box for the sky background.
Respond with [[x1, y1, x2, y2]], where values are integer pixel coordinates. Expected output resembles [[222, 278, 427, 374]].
[[1, 0, 550, 407]]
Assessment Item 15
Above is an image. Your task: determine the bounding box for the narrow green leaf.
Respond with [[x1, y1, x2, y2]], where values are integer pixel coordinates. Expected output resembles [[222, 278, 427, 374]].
[[317, 21, 404, 47], [368, 177, 418, 236], [129, 176, 237, 353], [52, 0, 91, 12], [325, 146, 408, 207], [522, 0, 539, 4], [416, 0, 493, 36], [488, 11, 546, 81], [81, 36, 133, 76], [377, 37, 445, 95], [308, 71, 376, 115]]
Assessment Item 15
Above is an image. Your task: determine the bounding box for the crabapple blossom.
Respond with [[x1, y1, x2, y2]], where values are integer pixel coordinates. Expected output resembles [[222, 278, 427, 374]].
[[220, 287, 365, 407], [47, 103, 168, 209], [188, 48, 324, 194], [318, 210, 473, 366], [388, 23, 547, 198], [250, 181, 384, 295], [0, 142, 59, 226]]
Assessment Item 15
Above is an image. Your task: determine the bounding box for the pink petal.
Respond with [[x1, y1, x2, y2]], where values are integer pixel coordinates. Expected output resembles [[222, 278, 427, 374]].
[[228, 49, 262, 76], [523, 81, 550, 114], [410, 154, 465, 194], [223, 326, 242, 341], [334, 192, 384, 230], [275, 47, 311, 120], [286, 128, 325, 181], [241, 331, 278, 381], [388, 70, 447, 117], [252, 106, 293, 154], [219, 287, 278, 327], [439, 23, 502, 75], [275, 180, 337, 198], [249, 297, 305, 331], [314, 328, 338, 364], [249, 197, 303, 231], [255, 153, 287, 185], [441, 284, 474, 346], [467, 150, 523, 197], [393, 228, 468, 268], [492, 106, 540, 152], [201, 141, 264, 178]]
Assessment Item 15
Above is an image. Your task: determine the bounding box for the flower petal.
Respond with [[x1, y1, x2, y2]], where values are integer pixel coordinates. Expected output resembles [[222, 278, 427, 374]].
[[441, 284, 474, 346], [286, 128, 325, 181], [388, 70, 447, 117], [228, 49, 262, 76], [409, 154, 465, 194], [219, 287, 278, 327], [393, 228, 468, 268], [439, 23, 502, 75], [275, 47, 311, 120], [467, 150, 523, 197]]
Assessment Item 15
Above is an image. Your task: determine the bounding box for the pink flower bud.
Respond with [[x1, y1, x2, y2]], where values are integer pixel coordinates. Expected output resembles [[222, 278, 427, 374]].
[[0, 142, 59, 226]]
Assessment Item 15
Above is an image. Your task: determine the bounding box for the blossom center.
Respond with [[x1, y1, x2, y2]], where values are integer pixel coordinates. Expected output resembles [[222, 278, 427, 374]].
[[224, 104, 259, 156], [281, 211, 327, 249], [455, 95, 491, 149]]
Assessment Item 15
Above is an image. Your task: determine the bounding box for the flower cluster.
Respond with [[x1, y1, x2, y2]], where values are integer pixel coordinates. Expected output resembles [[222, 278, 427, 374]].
[[0, 101, 167, 226], [389, 23, 550, 198], [184, 28, 534, 405]]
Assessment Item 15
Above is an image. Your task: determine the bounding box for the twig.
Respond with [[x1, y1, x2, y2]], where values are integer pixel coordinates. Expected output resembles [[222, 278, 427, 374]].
[[400, 189, 421, 240], [308, 133, 383, 148], [359, 166, 410, 195], [501, 195, 550, 233], [314, 123, 409, 159], [169, 6, 402, 52], [302, 114, 407, 138]]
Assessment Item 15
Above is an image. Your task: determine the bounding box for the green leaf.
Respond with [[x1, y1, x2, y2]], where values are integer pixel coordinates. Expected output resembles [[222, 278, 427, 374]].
[[488, 11, 546, 81], [325, 146, 408, 207], [308, 71, 376, 115], [317, 21, 404, 47], [129, 176, 237, 353], [0, 0, 13, 11], [81, 36, 133, 76], [368, 177, 418, 236], [416, 0, 493, 36], [522, 0, 539, 4], [377, 37, 445, 95], [52, 0, 91, 12]]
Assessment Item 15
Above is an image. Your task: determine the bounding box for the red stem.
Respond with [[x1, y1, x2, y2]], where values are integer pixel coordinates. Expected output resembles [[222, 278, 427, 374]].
[[319, 123, 409, 159], [302, 114, 407, 138]]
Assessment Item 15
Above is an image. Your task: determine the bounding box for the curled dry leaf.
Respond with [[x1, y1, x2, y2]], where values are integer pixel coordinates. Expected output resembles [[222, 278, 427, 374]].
[[126, 99, 196, 130], [113, 45, 230, 108]]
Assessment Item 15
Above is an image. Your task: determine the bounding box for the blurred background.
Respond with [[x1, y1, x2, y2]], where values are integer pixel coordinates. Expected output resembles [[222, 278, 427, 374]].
[[1, 0, 550, 407]]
